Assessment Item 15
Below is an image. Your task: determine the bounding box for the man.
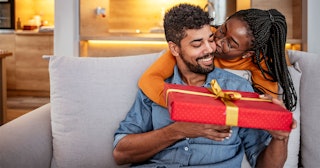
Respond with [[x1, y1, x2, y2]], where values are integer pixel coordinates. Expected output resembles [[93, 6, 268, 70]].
[[113, 4, 294, 167]]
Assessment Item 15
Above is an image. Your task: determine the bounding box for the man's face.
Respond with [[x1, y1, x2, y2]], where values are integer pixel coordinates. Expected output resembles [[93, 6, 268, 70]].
[[177, 25, 216, 75]]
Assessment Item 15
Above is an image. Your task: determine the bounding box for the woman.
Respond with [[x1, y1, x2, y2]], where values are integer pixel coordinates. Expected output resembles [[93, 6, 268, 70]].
[[138, 8, 297, 111]]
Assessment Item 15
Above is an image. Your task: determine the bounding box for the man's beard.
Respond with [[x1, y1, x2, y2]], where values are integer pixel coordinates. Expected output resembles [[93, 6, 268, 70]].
[[180, 52, 215, 75]]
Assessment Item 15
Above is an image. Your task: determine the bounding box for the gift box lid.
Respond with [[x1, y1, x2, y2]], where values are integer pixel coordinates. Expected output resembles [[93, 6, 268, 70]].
[[164, 81, 293, 131]]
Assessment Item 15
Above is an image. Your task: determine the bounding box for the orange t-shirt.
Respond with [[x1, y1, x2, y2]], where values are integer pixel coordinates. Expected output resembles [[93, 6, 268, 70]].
[[138, 50, 278, 107]]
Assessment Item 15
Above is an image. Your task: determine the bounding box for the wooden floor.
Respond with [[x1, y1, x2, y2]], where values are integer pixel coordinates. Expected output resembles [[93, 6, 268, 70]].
[[5, 96, 50, 123]]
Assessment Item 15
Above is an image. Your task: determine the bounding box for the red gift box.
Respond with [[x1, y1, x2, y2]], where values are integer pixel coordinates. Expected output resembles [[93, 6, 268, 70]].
[[164, 80, 292, 131]]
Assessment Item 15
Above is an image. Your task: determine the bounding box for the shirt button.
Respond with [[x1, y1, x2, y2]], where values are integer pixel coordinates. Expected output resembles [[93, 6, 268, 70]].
[[184, 147, 189, 151]]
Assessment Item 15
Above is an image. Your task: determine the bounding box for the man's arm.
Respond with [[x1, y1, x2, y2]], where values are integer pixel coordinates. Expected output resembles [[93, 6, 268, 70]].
[[113, 122, 232, 165], [255, 136, 289, 168], [255, 97, 297, 168]]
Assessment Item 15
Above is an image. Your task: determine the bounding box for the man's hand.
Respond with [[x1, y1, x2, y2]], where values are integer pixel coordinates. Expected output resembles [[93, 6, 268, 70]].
[[170, 122, 232, 141]]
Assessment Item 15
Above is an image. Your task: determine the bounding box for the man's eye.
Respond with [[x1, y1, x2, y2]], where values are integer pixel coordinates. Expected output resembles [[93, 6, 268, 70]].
[[192, 42, 202, 48]]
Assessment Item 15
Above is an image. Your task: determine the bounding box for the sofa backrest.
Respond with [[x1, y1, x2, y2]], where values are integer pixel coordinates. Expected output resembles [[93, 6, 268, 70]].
[[48, 49, 319, 168], [287, 50, 320, 168], [48, 52, 163, 168]]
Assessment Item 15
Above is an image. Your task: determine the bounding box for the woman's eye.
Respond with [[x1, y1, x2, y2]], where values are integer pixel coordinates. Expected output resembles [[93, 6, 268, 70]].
[[219, 28, 225, 35], [209, 36, 214, 42], [229, 42, 237, 49]]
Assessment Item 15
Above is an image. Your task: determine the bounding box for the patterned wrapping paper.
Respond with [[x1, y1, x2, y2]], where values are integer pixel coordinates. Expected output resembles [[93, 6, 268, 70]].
[[164, 80, 293, 131]]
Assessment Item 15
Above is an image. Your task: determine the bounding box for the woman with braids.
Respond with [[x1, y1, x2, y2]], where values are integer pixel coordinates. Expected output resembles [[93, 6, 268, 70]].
[[138, 8, 297, 111]]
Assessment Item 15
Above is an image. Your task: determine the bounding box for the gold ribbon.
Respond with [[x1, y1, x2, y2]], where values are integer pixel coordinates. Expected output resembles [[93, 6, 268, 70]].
[[166, 79, 271, 126], [208, 80, 240, 125]]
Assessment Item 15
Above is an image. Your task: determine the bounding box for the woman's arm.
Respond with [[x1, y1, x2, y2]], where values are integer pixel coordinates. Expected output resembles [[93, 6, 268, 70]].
[[138, 50, 176, 107]]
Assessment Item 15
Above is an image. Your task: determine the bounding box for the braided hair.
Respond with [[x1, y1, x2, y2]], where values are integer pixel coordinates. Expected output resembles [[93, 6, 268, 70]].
[[228, 8, 297, 111]]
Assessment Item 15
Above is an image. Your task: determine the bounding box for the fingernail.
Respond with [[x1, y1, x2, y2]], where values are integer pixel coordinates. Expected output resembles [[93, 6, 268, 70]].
[[259, 94, 265, 98]]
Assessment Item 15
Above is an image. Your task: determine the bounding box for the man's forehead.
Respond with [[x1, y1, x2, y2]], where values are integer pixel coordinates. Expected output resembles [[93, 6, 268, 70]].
[[184, 27, 213, 41]]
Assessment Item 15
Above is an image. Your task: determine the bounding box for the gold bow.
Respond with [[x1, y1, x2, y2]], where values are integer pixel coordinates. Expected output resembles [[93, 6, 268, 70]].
[[208, 80, 241, 126], [208, 80, 242, 101]]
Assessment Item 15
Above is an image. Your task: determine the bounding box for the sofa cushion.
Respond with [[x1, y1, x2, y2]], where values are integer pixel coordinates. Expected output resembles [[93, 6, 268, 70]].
[[49, 50, 302, 168], [284, 65, 301, 168], [49, 52, 163, 168], [288, 50, 320, 168]]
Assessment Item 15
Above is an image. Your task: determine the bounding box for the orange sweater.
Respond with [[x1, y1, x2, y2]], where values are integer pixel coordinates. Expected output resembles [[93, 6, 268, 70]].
[[138, 50, 278, 107]]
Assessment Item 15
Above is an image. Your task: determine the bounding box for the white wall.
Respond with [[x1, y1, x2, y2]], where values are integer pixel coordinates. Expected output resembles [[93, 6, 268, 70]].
[[54, 0, 79, 56], [306, 0, 320, 54]]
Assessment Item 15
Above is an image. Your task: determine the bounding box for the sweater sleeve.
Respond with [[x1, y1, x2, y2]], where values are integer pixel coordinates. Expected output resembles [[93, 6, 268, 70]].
[[138, 50, 176, 107], [251, 69, 279, 98]]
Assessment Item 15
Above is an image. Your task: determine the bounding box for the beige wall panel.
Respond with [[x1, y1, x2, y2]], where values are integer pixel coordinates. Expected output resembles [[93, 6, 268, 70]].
[[251, 0, 302, 40], [80, 0, 110, 36], [82, 42, 167, 57]]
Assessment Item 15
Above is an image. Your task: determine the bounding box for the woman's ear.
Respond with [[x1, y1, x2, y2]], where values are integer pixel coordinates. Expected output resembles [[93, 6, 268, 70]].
[[242, 51, 255, 58], [168, 41, 180, 57]]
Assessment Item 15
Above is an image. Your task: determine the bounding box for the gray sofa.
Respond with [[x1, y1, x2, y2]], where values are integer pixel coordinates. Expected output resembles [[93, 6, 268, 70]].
[[0, 50, 319, 168]]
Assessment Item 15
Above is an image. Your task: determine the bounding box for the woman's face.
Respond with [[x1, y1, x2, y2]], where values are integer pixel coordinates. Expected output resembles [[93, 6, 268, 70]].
[[214, 17, 254, 60]]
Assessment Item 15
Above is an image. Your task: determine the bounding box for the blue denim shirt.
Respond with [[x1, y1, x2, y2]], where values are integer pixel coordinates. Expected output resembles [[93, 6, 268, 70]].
[[114, 67, 271, 168]]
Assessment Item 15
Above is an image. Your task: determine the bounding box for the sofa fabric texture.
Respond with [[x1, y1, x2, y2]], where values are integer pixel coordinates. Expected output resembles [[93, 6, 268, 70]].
[[0, 104, 52, 168], [288, 50, 320, 168], [49, 51, 301, 168]]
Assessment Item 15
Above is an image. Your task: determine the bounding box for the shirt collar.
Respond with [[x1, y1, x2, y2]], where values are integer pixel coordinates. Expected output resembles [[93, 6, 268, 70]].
[[171, 66, 214, 87]]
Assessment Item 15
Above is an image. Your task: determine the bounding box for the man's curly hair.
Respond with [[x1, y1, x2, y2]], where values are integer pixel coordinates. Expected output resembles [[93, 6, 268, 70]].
[[164, 4, 213, 47]]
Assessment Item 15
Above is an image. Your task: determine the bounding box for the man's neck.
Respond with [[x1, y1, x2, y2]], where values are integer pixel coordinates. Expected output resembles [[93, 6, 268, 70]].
[[179, 70, 207, 87]]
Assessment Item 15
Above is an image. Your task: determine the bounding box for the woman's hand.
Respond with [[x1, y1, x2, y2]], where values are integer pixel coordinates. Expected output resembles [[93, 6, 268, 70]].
[[259, 94, 297, 140]]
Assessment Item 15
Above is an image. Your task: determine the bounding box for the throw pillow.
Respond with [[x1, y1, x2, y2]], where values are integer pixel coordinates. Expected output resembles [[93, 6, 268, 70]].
[[49, 52, 162, 168]]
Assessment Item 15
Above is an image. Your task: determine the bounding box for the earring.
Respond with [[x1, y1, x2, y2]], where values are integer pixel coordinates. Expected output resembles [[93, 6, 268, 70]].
[[242, 55, 248, 59]]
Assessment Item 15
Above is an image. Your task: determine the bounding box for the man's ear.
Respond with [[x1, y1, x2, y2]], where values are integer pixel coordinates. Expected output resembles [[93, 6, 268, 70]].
[[168, 41, 180, 57], [242, 51, 255, 58]]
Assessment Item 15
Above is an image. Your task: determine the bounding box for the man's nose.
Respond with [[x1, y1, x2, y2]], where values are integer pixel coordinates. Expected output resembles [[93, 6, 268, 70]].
[[206, 41, 216, 54]]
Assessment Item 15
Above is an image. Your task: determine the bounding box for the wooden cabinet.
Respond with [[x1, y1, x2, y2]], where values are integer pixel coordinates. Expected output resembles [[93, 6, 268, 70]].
[[251, 0, 302, 42], [0, 33, 15, 87], [11, 32, 53, 96], [0, 51, 12, 125]]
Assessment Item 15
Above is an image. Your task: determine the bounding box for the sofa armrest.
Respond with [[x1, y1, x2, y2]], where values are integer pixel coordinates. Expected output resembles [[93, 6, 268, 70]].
[[0, 103, 52, 168]]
